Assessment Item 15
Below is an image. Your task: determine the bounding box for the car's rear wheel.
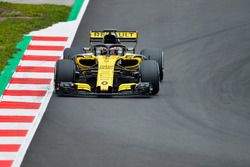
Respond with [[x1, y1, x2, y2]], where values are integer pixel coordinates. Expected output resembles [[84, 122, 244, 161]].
[[55, 59, 76, 82], [140, 48, 164, 81], [63, 47, 84, 59], [140, 60, 160, 95]]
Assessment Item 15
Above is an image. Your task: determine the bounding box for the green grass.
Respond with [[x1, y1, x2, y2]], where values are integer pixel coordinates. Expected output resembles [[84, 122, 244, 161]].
[[0, 2, 71, 71]]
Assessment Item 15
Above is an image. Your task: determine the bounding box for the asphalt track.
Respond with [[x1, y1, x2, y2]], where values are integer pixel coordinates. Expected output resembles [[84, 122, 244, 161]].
[[22, 0, 250, 166]]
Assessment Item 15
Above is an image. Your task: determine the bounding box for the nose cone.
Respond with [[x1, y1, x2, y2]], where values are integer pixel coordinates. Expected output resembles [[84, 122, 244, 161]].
[[96, 56, 119, 92]]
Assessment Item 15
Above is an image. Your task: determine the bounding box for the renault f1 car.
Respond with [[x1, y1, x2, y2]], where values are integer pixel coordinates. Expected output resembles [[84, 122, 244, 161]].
[[54, 30, 164, 96]]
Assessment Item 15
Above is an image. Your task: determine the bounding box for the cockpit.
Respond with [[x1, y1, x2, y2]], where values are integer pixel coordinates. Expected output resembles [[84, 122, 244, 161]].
[[93, 44, 126, 56]]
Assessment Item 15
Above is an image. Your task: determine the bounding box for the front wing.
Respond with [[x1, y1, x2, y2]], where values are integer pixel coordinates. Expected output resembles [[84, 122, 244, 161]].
[[55, 82, 153, 96]]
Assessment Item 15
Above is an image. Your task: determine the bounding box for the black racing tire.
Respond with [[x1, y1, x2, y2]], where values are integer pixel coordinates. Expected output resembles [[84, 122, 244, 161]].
[[55, 59, 76, 82], [63, 47, 84, 59], [140, 48, 164, 81], [140, 60, 160, 95]]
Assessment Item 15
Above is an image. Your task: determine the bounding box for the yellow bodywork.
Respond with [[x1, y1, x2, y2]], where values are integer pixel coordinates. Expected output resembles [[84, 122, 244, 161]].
[[96, 55, 118, 91], [75, 54, 142, 92], [75, 83, 91, 92], [118, 83, 138, 92]]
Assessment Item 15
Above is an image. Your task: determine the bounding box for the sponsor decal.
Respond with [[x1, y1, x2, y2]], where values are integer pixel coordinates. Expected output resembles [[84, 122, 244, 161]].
[[99, 65, 114, 70], [91, 31, 137, 39]]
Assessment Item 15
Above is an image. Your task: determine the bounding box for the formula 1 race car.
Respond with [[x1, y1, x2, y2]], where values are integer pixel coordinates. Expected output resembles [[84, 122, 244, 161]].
[[54, 30, 164, 96]]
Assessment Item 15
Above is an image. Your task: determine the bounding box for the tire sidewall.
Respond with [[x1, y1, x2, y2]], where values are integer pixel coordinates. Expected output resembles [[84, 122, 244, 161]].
[[140, 48, 164, 81], [55, 59, 76, 82], [140, 60, 160, 95]]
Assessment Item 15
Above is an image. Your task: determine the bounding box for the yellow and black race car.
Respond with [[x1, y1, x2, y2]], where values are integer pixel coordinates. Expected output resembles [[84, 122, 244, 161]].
[[54, 30, 164, 96]]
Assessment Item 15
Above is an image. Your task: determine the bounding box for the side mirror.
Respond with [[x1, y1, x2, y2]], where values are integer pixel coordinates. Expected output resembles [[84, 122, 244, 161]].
[[127, 47, 135, 54], [83, 47, 91, 52]]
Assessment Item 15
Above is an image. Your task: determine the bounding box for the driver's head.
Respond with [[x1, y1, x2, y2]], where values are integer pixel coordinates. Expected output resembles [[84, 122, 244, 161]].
[[103, 33, 119, 44]]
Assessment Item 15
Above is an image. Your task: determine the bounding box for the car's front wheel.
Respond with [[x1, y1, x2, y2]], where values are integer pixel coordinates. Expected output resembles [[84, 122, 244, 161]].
[[140, 48, 164, 81], [140, 60, 160, 95], [55, 59, 76, 83]]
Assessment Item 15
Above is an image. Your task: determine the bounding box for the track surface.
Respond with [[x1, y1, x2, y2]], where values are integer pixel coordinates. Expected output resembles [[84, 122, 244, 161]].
[[22, 0, 250, 166]]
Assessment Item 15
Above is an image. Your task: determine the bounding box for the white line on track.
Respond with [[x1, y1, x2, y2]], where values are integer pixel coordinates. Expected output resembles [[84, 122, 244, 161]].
[[0, 110, 38, 116], [1, 96, 44, 103], [0, 153, 17, 160], [24, 50, 63, 56], [13, 72, 54, 79], [7, 84, 51, 90], [19, 61, 56, 67], [0, 138, 25, 145], [0, 123, 32, 130]]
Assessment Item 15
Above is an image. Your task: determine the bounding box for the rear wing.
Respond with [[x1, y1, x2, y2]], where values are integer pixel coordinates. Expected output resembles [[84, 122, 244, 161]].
[[90, 30, 138, 43]]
